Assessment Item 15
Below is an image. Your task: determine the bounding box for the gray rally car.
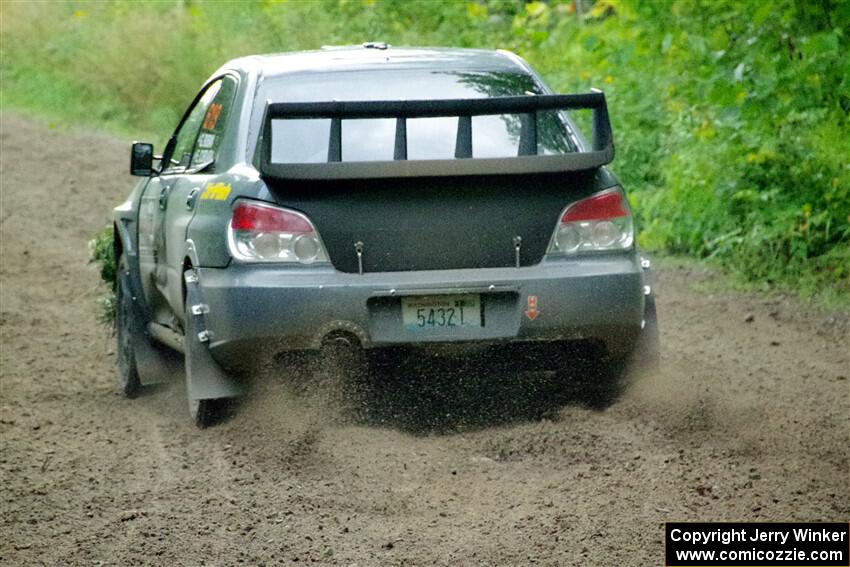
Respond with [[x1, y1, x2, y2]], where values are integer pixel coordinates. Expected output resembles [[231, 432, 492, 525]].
[[114, 45, 659, 426]]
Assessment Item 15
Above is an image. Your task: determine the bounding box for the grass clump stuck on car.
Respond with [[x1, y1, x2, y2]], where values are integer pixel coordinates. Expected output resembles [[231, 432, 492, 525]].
[[88, 224, 117, 326]]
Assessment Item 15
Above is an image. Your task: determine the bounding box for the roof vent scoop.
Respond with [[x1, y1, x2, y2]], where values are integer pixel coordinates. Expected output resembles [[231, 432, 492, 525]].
[[362, 42, 389, 50]]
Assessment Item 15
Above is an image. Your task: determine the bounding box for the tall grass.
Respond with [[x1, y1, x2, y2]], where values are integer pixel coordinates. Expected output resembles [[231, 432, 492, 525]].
[[2, 0, 848, 305]]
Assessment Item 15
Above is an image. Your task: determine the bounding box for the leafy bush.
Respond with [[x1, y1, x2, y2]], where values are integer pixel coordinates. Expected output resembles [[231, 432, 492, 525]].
[[3, 0, 848, 303], [519, 0, 850, 301]]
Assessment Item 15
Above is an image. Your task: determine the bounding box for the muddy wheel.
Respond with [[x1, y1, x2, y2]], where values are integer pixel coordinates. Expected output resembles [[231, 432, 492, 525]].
[[188, 397, 229, 429], [116, 255, 142, 399], [572, 295, 661, 407], [633, 294, 660, 373], [552, 343, 626, 408], [563, 354, 624, 409]]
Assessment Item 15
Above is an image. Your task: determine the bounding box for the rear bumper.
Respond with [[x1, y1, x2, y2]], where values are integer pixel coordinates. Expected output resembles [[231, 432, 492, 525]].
[[195, 254, 647, 365]]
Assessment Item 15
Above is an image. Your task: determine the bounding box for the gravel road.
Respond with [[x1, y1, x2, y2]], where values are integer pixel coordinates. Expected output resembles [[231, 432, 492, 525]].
[[1, 114, 848, 566]]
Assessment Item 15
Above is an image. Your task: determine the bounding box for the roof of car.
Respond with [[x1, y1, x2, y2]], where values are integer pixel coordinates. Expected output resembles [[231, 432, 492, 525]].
[[219, 46, 532, 78]]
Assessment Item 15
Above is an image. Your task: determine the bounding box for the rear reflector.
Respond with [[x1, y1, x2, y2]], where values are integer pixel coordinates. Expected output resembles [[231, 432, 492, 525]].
[[548, 187, 634, 255], [228, 200, 328, 264], [561, 189, 630, 223], [231, 201, 314, 233]]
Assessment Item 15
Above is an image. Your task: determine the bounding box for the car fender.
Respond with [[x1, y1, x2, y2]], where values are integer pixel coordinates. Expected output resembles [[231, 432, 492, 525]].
[[113, 180, 155, 322], [184, 166, 266, 269]]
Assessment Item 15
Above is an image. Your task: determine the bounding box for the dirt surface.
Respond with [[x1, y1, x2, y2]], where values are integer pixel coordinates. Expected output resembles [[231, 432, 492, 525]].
[[1, 113, 848, 566]]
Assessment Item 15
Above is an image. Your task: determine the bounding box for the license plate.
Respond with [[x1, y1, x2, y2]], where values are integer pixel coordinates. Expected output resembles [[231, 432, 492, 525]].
[[401, 294, 482, 330]]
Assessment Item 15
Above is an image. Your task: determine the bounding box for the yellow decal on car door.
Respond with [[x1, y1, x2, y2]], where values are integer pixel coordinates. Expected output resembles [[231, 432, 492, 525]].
[[200, 183, 231, 201]]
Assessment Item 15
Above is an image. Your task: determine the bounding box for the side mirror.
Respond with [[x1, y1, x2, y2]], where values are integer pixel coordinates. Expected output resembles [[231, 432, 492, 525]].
[[130, 142, 154, 176]]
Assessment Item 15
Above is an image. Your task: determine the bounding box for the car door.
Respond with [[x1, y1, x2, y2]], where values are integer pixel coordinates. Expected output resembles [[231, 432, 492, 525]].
[[138, 76, 238, 324]]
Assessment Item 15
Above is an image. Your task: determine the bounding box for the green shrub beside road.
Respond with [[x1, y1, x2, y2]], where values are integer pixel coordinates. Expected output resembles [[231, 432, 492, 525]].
[[3, 0, 848, 304]]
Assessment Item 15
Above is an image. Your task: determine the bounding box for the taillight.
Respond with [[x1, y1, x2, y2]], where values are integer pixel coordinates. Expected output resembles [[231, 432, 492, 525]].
[[227, 200, 329, 264], [547, 187, 634, 255]]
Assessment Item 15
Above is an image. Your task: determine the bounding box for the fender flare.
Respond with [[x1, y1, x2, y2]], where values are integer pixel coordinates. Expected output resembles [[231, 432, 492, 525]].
[[113, 213, 155, 322]]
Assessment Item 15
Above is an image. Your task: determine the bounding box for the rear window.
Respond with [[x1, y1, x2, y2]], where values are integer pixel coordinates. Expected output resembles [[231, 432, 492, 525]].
[[258, 70, 577, 162]]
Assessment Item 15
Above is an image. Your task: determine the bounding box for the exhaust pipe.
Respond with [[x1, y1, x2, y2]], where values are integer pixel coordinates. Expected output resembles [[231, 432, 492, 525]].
[[318, 330, 367, 380], [323, 333, 356, 349]]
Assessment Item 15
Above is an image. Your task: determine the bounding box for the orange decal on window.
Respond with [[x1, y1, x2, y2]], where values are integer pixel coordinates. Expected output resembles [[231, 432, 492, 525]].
[[203, 103, 223, 130]]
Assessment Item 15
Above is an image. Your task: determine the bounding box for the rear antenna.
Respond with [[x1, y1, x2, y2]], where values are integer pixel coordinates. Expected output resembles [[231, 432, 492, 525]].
[[354, 241, 365, 275], [513, 236, 522, 268]]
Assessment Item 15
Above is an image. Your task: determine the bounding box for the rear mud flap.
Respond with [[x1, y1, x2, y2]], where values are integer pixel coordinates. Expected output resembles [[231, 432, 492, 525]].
[[119, 269, 182, 386], [184, 272, 245, 401], [633, 294, 660, 372]]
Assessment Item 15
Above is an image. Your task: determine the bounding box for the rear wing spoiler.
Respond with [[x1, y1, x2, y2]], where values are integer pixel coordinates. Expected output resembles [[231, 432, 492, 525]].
[[257, 91, 613, 180]]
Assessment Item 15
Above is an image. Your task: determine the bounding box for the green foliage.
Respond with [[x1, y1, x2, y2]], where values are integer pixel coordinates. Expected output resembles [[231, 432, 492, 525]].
[[519, 0, 849, 303], [88, 224, 117, 325], [2, 0, 848, 303]]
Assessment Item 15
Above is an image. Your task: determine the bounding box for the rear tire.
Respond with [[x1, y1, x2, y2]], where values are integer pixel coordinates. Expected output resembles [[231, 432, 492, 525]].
[[188, 397, 229, 428], [581, 295, 661, 407], [633, 294, 660, 373], [116, 255, 142, 399], [574, 354, 628, 409]]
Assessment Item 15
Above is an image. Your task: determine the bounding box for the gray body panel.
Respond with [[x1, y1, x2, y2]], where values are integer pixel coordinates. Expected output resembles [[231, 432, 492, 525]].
[[194, 255, 645, 368]]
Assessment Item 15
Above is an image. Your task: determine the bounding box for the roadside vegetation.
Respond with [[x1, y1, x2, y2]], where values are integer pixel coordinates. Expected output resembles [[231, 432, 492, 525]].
[[3, 0, 847, 306]]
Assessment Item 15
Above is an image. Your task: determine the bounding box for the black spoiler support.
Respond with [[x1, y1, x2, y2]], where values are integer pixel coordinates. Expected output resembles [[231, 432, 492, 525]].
[[258, 92, 613, 180]]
